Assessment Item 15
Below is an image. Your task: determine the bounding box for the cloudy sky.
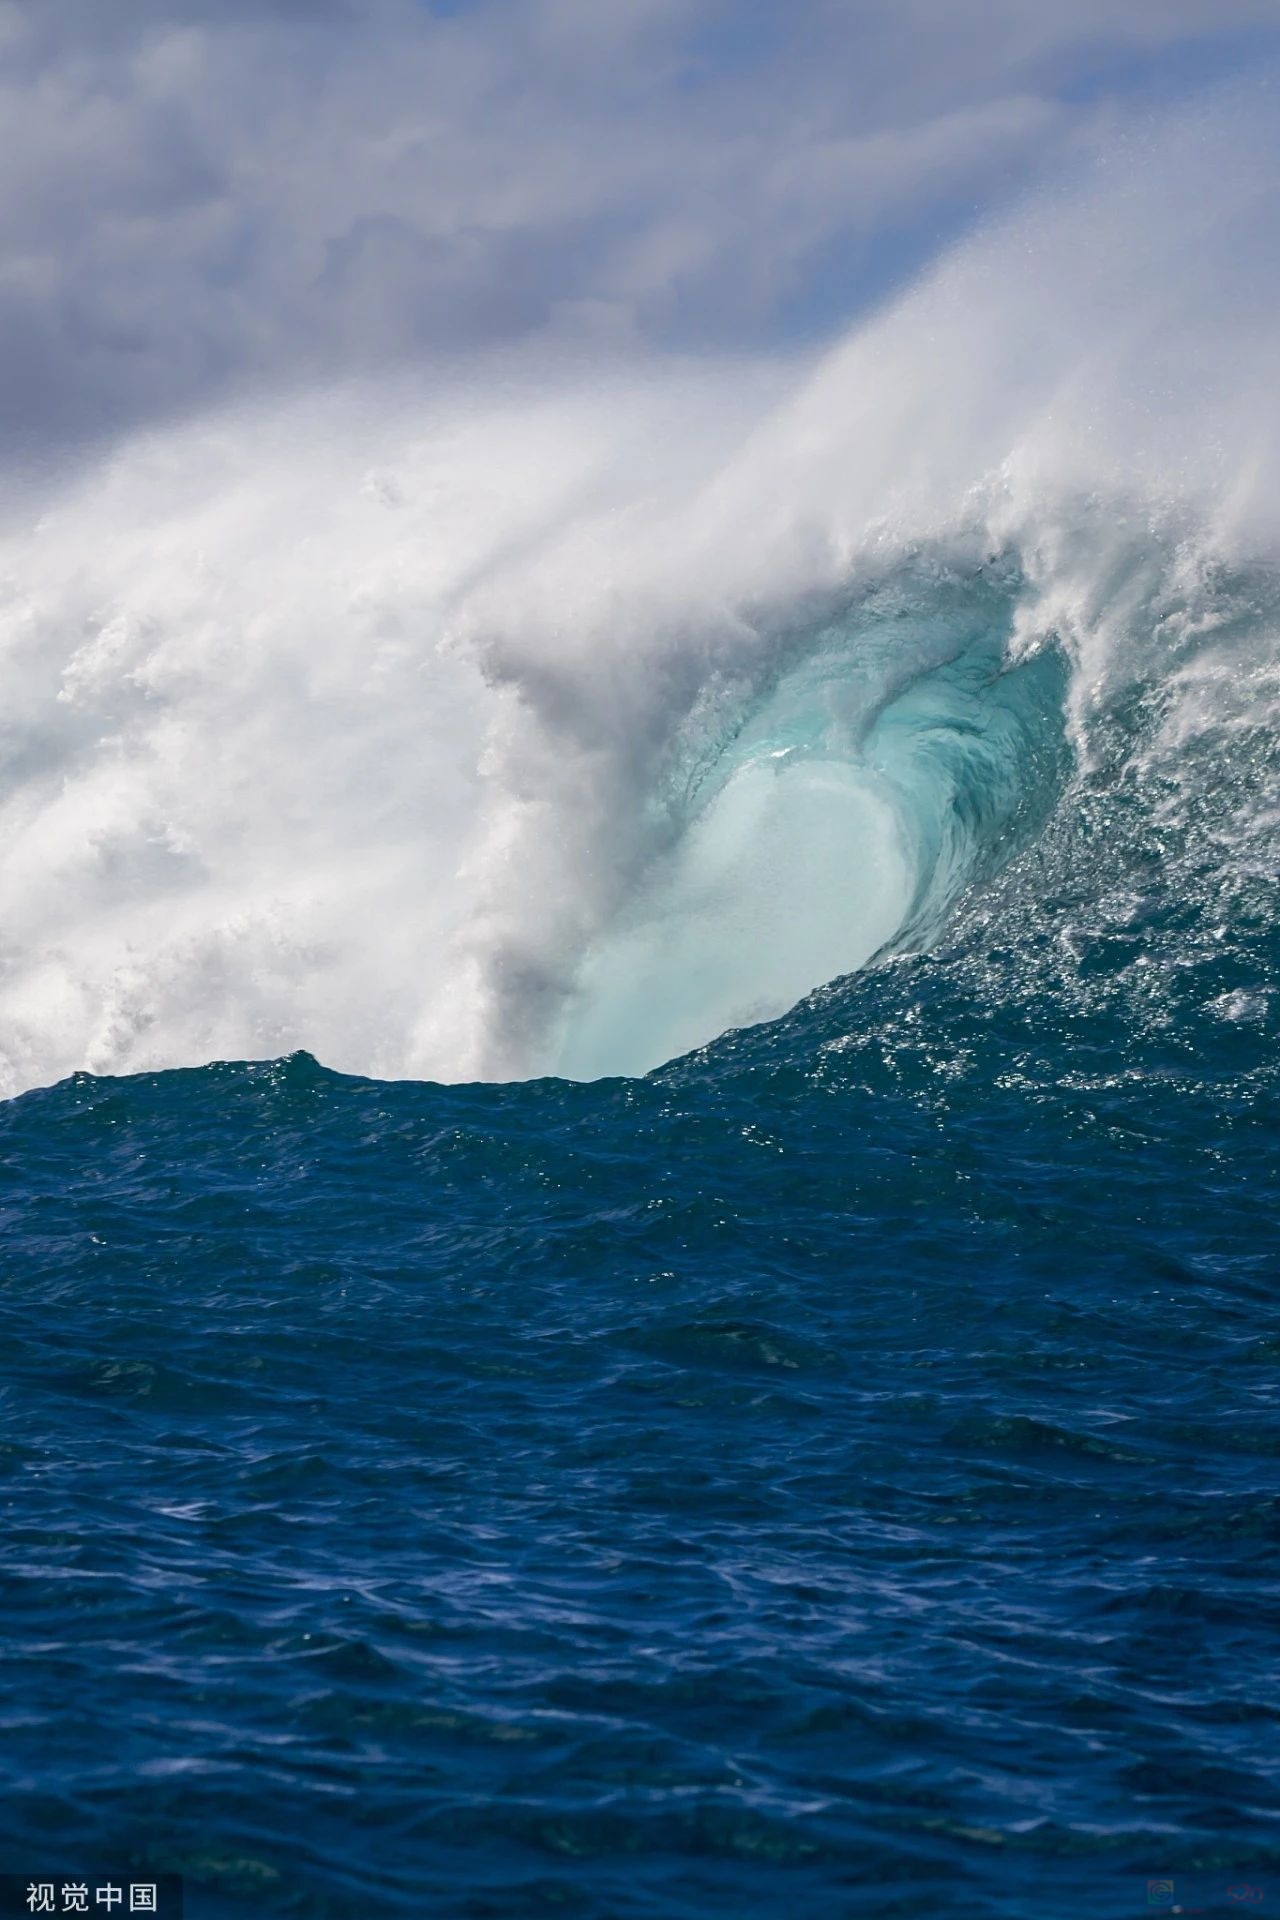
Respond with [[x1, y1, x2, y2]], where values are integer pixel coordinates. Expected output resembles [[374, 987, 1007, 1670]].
[[3, 0, 1279, 459]]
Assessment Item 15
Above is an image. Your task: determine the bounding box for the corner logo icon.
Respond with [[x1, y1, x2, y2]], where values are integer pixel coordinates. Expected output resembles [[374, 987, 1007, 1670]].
[[1148, 1884, 1175, 1908]]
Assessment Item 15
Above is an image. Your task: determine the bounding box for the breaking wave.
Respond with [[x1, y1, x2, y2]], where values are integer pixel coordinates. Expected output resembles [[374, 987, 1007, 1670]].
[[1, 87, 1278, 1097]]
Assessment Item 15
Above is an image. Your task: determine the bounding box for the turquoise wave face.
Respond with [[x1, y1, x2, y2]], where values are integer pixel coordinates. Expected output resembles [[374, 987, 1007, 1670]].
[[559, 527, 1280, 1082], [558, 563, 1073, 1077]]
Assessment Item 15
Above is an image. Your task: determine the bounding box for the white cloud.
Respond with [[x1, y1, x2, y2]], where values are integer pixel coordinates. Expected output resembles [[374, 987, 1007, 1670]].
[[0, 0, 1275, 454]]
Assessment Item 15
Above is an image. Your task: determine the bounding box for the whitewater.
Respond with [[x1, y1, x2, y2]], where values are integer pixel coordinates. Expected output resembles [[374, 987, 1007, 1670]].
[[0, 91, 1277, 1097]]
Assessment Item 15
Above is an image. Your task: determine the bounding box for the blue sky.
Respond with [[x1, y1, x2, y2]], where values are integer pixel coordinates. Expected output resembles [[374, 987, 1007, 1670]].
[[2, 0, 1278, 455]]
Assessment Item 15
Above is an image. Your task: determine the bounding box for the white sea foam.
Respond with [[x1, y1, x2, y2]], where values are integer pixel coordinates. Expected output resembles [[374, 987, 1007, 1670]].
[[1, 89, 1277, 1095]]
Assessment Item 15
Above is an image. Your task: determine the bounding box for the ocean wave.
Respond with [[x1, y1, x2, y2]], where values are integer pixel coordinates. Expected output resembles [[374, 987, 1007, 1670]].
[[0, 86, 1278, 1096]]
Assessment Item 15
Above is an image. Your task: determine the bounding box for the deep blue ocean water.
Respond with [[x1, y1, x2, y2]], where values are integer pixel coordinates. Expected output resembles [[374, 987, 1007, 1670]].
[[2, 760, 1277, 1920]]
